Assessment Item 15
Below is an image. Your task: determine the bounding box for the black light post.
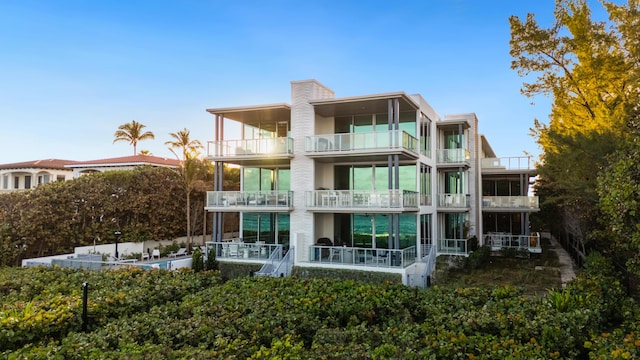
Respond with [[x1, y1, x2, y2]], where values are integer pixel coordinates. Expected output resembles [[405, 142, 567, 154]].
[[81, 282, 89, 331], [114, 231, 122, 259]]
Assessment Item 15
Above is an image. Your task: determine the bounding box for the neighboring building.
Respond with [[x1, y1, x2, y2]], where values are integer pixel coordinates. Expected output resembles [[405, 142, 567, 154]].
[[0, 159, 77, 193], [204, 79, 539, 285], [65, 155, 181, 178]]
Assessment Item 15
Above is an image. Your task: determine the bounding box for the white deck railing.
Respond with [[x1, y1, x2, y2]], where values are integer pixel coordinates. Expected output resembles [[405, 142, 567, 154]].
[[437, 238, 468, 255], [484, 233, 541, 253], [306, 190, 419, 209], [304, 130, 418, 154], [205, 240, 284, 261], [206, 191, 293, 209], [482, 196, 539, 209], [437, 193, 470, 207], [436, 148, 470, 164], [481, 156, 534, 171], [308, 245, 416, 268], [207, 137, 293, 158]]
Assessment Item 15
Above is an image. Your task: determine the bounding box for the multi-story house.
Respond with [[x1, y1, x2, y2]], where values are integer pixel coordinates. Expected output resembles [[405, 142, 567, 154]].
[[0, 159, 77, 193], [204, 79, 539, 285]]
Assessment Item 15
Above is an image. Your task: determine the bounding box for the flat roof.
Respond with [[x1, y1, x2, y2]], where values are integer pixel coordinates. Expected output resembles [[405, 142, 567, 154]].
[[310, 92, 420, 117], [206, 103, 291, 125]]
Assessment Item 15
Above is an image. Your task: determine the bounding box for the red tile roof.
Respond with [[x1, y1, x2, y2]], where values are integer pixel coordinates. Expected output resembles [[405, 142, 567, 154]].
[[0, 159, 78, 170], [65, 155, 180, 168]]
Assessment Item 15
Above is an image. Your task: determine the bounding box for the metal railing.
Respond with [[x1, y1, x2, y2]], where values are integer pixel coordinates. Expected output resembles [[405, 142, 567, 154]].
[[205, 240, 284, 261], [481, 156, 534, 171], [206, 191, 293, 209], [207, 137, 294, 158], [304, 130, 419, 154], [436, 148, 470, 164], [484, 233, 541, 253], [437, 193, 470, 208], [306, 190, 419, 209], [437, 238, 468, 255], [308, 245, 416, 268], [255, 245, 287, 277], [482, 196, 539, 209]]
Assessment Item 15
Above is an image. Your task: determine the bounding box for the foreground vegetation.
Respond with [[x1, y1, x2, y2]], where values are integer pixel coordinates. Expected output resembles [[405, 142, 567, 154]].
[[1, 253, 638, 359]]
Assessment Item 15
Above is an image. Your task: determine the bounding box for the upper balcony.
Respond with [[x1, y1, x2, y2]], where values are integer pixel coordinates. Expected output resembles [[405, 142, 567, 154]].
[[206, 138, 294, 166], [304, 130, 419, 162], [205, 190, 293, 212], [437, 193, 470, 211], [305, 190, 419, 213], [481, 156, 536, 175], [436, 148, 470, 167], [482, 196, 539, 212]]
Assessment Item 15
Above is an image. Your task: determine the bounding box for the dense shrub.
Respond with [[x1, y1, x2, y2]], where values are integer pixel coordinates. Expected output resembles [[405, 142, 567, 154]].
[[1, 261, 637, 359]]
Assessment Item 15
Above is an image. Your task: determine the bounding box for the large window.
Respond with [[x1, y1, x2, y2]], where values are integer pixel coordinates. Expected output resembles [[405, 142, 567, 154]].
[[242, 213, 290, 245], [444, 171, 465, 194], [444, 213, 467, 239], [444, 130, 463, 149], [2, 175, 8, 189], [482, 178, 522, 196], [243, 167, 290, 191], [483, 212, 522, 235], [335, 164, 417, 191], [420, 214, 432, 245], [420, 164, 431, 205], [420, 113, 432, 157]]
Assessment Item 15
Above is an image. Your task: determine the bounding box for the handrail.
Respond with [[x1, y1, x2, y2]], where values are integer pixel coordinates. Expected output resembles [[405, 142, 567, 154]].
[[304, 130, 418, 154]]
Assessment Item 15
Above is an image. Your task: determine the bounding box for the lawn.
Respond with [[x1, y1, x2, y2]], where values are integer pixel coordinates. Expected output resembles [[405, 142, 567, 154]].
[[434, 245, 562, 296]]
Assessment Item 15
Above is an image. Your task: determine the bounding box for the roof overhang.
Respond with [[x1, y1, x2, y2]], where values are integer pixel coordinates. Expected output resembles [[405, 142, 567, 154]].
[[206, 103, 291, 127], [309, 92, 419, 117]]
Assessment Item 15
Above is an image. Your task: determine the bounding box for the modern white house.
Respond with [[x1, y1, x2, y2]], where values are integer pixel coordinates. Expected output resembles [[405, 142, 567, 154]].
[[204, 79, 539, 285], [0, 159, 77, 193]]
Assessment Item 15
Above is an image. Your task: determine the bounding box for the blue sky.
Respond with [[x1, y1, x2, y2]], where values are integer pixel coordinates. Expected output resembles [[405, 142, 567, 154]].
[[0, 0, 613, 164]]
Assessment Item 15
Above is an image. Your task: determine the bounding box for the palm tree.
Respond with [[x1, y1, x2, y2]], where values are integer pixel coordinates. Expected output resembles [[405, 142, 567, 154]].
[[166, 128, 207, 250], [113, 120, 155, 155], [165, 128, 203, 160]]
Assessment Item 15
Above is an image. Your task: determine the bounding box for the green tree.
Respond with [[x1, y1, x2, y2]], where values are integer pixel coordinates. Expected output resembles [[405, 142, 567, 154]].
[[113, 120, 155, 155], [509, 0, 640, 260], [166, 128, 209, 251]]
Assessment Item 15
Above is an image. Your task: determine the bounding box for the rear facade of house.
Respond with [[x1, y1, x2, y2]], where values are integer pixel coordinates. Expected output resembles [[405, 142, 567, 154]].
[[204, 79, 539, 285]]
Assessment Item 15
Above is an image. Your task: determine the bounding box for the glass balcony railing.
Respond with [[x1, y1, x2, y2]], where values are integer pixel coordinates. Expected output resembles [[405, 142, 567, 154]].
[[308, 245, 417, 268], [207, 138, 294, 158], [437, 193, 470, 208], [304, 130, 418, 154], [305, 190, 419, 210], [436, 148, 470, 164], [484, 232, 541, 253], [482, 196, 539, 210], [481, 156, 534, 171], [206, 191, 293, 208], [437, 238, 468, 255]]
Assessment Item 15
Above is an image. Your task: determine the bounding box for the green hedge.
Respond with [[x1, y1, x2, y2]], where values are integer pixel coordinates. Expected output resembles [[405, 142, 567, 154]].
[[2, 253, 638, 359], [292, 266, 402, 284]]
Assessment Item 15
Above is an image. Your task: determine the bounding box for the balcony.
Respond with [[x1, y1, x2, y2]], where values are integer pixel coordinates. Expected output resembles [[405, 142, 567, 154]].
[[308, 245, 417, 268], [482, 196, 539, 211], [305, 130, 419, 161], [205, 240, 283, 261], [436, 148, 470, 166], [205, 191, 293, 212], [481, 156, 536, 174], [437, 238, 469, 256], [437, 193, 470, 210], [206, 138, 294, 165], [305, 190, 419, 213], [484, 232, 541, 254]]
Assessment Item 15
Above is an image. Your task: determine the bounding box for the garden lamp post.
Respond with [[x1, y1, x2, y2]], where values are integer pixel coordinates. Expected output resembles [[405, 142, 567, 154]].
[[114, 231, 122, 259]]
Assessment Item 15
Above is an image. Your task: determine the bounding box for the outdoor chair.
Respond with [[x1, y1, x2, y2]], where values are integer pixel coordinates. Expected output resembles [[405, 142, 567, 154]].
[[170, 248, 188, 258], [152, 249, 160, 260]]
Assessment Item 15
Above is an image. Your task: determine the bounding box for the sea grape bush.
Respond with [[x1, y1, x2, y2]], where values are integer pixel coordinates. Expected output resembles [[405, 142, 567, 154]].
[[1, 255, 638, 359]]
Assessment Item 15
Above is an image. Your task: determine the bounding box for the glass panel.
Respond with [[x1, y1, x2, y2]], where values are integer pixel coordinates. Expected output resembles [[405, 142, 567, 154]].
[[444, 172, 462, 193], [399, 214, 416, 249], [445, 213, 466, 239], [277, 168, 290, 191], [353, 167, 372, 191], [334, 166, 350, 190], [444, 130, 462, 149], [374, 214, 389, 248], [497, 180, 509, 196], [244, 124, 259, 140], [352, 214, 372, 247], [335, 116, 351, 134], [353, 115, 373, 149], [420, 214, 432, 245], [277, 213, 290, 245], [260, 169, 274, 191], [482, 179, 494, 196], [399, 164, 416, 191], [334, 213, 351, 246], [399, 111, 416, 137], [510, 180, 522, 196], [243, 168, 260, 191], [374, 166, 388, 191]]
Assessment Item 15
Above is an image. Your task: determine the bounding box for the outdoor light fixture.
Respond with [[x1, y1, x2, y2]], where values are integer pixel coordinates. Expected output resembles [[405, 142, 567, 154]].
[[114, 231, 122, 259]]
